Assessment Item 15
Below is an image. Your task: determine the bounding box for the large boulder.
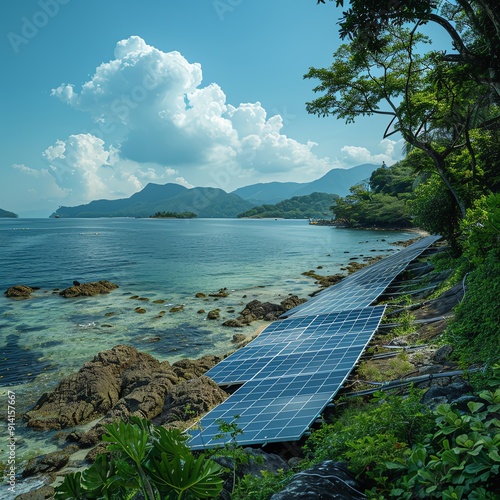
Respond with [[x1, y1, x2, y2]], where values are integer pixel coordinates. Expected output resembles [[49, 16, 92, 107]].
[[154, 376, 228, 426], [59, 280, 118, 298], [22, 446, 78, 478], [238, 295, 306, 324], [14, 485, 55, 500], [271, 461, 366, 499], [25, 345, 166, 429], [5, 285, 35, 298], [25, 347, 224, 432]]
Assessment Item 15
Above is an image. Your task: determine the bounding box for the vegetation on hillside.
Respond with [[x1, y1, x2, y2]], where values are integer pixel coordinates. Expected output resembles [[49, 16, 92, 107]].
[[150, 211, 197, 219], [0, 208, 18, 218], [330, 162, 415, 228], [237, 192, 338, 219]]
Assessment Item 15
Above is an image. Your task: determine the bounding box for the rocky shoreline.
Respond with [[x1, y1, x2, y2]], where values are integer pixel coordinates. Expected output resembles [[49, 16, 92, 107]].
[[6, 236, 474, 499]]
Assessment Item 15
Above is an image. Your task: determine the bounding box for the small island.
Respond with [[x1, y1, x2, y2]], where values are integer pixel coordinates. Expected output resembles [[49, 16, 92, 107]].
[[150, 211, 197, 219], [0, 208, 18, 218]]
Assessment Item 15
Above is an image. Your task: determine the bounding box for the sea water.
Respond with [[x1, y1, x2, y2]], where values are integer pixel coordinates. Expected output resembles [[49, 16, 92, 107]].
[[0, 217, 414, 480]]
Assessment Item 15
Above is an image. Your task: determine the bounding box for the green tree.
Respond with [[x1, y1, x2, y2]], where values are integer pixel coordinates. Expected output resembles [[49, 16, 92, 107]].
[[305, 23, 499, 219], [320, 0, 500, 98]]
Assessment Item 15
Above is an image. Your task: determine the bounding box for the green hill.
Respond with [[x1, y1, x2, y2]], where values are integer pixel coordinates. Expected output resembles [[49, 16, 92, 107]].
[[0, 208, 18, 218], [51, 183, 255, 218], [238, 192, 338, 219]]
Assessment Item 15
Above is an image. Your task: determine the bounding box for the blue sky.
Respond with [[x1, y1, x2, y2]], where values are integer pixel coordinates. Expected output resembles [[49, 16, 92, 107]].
[[1, 0, 433, 217]]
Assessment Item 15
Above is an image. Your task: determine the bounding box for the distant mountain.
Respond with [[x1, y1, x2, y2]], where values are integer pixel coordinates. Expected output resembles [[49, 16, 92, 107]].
[[238, 192, 339, 219], [232, 164, 378, 204], [0, 208, 18, 218], [51, 184, 255, 218], [231, 181, 302, 205]]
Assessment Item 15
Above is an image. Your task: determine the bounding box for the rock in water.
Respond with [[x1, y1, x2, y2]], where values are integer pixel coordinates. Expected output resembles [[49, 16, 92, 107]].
[[25, 346, 224, 431], [59, 280, 118, 297], [4, 284, 35, 298], [271, 461, 366, 499], [25, 345, 164, 429]]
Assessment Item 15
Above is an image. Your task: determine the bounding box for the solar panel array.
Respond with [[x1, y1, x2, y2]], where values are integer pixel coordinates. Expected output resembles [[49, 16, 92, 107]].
[[206, 308, 386, 386], [189, 306, 385, 449], [187, 235, 440, 450], [282, 235, 441, 318]]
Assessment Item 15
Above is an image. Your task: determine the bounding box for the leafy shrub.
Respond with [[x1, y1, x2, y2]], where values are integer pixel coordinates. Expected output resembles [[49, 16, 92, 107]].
[[302, 389, 434, 479], [460, 193, 500, 265], [444, 247, 500, 366], [231, 468, 293, 500], [388, 365, 500, 498], [54, 417, 223, 499]]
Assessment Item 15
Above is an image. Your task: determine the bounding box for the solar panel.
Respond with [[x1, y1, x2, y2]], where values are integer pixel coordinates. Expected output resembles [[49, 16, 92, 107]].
[[188, 369, 352, 449], [283, 235, 440, 318], [206, 307, 386, 385], [188, 306, 386, 449]]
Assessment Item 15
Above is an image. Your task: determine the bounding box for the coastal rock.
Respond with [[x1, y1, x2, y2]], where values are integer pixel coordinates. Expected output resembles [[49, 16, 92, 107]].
[[432, 344, 454, 363], [171, 355, 222, 379], [169, 305, 184, 313], [207, 309, 220, 320], [420, 380, 474, 409], [223, 319, 244, 328], [280, 295, 307, 310], [231, 333, 247, 343], [14, 485, 55, 499], [154, 376, 228, 426], [209, 287, 229, 297], [25, 345, 164, 430], [237, 295, 306, 323], [59, 280, 118, 298], [271, 461, 365, 500], [5, 284, 35, 298], [22, 446, 78, 478]]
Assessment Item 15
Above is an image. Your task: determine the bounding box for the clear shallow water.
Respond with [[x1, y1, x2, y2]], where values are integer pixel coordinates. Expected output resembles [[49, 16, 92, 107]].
[[0, 218, 414, 477]]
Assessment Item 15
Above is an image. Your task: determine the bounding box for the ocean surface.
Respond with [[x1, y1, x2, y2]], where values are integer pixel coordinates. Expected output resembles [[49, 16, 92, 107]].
[[0, 217, 414, 488]]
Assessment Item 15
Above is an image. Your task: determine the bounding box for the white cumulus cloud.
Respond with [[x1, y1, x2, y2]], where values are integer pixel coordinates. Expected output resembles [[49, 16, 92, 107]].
[[340, 139, 405, 166], [7, 36, 408, 215]]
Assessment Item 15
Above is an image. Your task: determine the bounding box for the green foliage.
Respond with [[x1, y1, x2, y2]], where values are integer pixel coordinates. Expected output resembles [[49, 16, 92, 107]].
[[444, 246, 500, 366], [231, 468, 293, 500], [410, 175, 462, 252], [302, 388, 434, 482], [388, 366, 500, 498], [238, 192, 337, 219], [151, 211, 197, 218], [54, 417, 224, 500], [460, 193, 500, 265], [330, 178, 413, 228]]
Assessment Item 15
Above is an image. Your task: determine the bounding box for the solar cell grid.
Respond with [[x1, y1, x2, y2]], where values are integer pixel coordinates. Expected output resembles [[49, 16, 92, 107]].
[[210, 344, 369, 385], [205, 307, 385, 385], [188, 369, 352, 449], [283, 235, 440, 318]]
